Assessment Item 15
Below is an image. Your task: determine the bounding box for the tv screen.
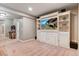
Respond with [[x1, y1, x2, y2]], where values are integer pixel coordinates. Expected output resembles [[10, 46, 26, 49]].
[[40, 18, 57, 30], [40, 18, 48, 28]]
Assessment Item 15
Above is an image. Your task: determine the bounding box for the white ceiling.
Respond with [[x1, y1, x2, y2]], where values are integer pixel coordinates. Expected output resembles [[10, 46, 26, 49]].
[[0, 3, 77, 17], [0, 6, 22, 20], [0, 12, 21, 20]]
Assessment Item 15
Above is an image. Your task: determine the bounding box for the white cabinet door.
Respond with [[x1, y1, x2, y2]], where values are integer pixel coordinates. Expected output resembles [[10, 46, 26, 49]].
[[47, 32, 58, 46], [37, 31, 46, 43], [59, 32, 70, 48], [37, 30, 41, 40], [40, 31, 46, 42]]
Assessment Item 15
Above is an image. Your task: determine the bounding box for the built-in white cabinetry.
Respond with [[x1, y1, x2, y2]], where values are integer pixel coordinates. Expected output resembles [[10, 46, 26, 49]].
[[59, 32, 70, 48], [37, 30, 70, 48], [37, 30, 46, 42], [37, 30, 41, 40], [47, 31, 58, 46], [37, 30, 58, 46], [36, 11, 71, 48]]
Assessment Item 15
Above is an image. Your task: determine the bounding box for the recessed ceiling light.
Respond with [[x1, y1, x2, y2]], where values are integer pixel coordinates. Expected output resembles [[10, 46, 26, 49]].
[[0, 13, 6, 16], [0, 13, 6, 17], [28, 7, 32, 11]]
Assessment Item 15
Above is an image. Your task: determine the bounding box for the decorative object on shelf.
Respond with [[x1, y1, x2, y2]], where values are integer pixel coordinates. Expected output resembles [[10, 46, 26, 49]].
[[59, 14, 69, 32]]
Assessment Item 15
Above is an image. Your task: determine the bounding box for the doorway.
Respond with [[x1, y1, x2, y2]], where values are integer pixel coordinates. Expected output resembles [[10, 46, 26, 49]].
[[0, 23, 5, 40]]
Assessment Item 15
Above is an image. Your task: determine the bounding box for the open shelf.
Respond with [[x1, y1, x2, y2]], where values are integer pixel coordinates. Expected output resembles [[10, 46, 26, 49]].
[[59, 21, 69, 32], [59, 13, 70, 32]]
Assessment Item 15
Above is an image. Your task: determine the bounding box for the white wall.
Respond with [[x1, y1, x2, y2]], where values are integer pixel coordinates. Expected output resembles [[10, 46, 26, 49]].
[[0, 21, 5, 40], [4, 19, 13, 37], [13, 18, 23, 40], [13, 17, 36, 40], [22, 17, 35, 40]]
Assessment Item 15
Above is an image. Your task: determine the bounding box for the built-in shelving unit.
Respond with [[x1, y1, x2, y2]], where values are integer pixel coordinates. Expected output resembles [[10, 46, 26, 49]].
[[59, 11, 70, 32], [36, 11, 71, 48]]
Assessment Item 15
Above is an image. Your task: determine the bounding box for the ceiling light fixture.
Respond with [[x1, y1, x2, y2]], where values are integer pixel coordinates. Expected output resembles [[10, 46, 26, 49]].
[[0, 13, 6, 17], [28, 7, 32, 11]]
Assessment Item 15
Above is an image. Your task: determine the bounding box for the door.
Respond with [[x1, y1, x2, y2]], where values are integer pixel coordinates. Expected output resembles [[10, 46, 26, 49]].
[[39, 31, 46, 42], [59, 32, 70, 48], [47, 32, 58, 46]]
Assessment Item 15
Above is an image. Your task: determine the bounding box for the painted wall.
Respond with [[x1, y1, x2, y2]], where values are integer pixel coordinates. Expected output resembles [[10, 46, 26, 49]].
[[13, 18, 23, 40], [4, 19, 13, 38], [22, 17, 35, 40], [70, 5, 78, 43], [13, 17, 35, 40], [78, 4, 79, 51]]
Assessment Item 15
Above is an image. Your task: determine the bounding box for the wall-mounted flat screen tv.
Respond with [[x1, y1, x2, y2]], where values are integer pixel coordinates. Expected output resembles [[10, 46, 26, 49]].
[[40, 17, 57, 30]]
